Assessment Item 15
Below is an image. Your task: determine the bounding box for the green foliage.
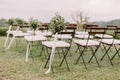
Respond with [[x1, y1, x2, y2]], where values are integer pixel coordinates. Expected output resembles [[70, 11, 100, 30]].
[[7, 18, 15, 26], [15, 18, 25, 26], [0, 28, 7, 36], [49, 13, 68, 34], [29, 18, 40, 30], [0, 18, 8, 27]]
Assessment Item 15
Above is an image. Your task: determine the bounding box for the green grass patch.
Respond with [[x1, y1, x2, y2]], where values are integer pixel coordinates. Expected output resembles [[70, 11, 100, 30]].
[[0, 37, 120, 80]]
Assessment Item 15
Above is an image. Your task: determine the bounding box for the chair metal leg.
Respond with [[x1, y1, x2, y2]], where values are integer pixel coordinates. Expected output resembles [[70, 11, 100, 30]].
[[60, 48, 70, 65], [106, 52, 113, 66], [111, 47, 120, 60], [44, 47, 50, 68], [25, 42, 31, 62], [88, 46, 100, 67], [100, 45, 113, 65], [81, 52, 87, 69], [75, 46, 79, 53], [6, 36, 15, 50], [100, 46, 112, 61], [39, 46, 44, 56], [75, 47, 86, 64], [4, 33, 10, 47], [114, 45, 120, 58], [57, 49, 61, 58], [29, 45, 34, 62], [75, 46, 87, 69], [60, 48, 70, 71]]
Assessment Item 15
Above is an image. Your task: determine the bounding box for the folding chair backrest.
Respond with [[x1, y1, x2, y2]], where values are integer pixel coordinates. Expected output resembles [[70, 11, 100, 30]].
[[84, 24, 98, 31], [86, 27, 107, 39], [39, 23, 49, 31], [106, 25, 118, 38], [115, 27, 120, 39], [107, 25, 117, 30], [85, 27, 107, 46], [59, 24, 77, 38], [20, 25, 30, 32]]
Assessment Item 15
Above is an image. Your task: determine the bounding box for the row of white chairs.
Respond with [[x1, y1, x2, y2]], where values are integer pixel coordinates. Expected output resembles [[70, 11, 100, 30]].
[[4, 25, 120, 73]]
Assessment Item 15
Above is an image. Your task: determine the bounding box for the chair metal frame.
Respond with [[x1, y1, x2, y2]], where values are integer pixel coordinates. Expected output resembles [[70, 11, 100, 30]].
[[42, 40, 71, 72], [100, 26, 120, 65]]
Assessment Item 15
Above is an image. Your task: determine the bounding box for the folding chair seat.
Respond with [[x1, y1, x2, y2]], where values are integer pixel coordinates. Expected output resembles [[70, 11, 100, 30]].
[[75, 35, 93, 39], [52, 34, 72, 40], [75, 31, 88, 35], [74, 27, 106, 69], [52, 34, 72, 57], [95, 34, 113, 39], [100, 27, 120, 65]]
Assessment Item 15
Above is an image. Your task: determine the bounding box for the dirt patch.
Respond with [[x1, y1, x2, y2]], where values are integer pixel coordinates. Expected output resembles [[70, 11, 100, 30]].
[[0, 66, 4, 80]]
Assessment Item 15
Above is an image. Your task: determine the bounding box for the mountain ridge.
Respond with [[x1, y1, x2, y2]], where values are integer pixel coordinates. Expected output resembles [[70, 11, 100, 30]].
[[95, 19, 120, 27]]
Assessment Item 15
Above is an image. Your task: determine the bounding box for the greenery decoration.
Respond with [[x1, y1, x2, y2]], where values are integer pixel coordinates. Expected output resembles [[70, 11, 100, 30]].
[[29, 18, 40, 31], [15, 18, 25, 26], [7, 18, 15, 26], [49, 13, 68, 34]]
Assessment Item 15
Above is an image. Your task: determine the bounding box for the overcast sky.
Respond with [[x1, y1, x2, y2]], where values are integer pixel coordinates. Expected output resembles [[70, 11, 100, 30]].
[[0, 0, 120, 22]]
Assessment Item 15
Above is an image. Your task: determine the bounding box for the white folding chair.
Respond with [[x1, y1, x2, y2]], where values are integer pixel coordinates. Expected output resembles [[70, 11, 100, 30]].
[[42, 40, 71, 73], [24, 35, 47, 62], [5, 25, 31, 50]]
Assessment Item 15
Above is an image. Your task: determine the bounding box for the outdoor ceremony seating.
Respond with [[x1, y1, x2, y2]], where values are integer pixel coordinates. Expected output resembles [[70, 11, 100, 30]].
[[110, 27, 120, 60], [41, 25, 77, 72], [74, 26, 107, 69], [100, 26, 120, 65], [24, 35, 47, 62], [4, 25, 31, 50]]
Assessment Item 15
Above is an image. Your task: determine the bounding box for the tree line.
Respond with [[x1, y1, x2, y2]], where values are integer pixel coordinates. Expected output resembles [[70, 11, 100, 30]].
[[0, 18, 24, 27]]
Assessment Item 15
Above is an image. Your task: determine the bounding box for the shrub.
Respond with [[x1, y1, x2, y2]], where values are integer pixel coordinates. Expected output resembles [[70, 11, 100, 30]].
[[0, 28, 8, 36], [49, 13, 68, 34]]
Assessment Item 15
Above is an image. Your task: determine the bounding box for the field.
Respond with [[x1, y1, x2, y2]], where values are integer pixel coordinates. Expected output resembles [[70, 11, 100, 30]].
[[0, 37, 120, 80]]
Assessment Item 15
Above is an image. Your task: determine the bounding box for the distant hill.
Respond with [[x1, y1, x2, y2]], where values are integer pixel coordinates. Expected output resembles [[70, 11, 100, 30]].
[[95, 19, 120, 27]]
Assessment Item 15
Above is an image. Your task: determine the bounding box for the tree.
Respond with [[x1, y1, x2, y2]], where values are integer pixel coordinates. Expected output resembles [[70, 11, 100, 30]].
[[0, 18, 7, 27], [49, 13, 68, 34], [28, 17, 40, 35], [7, 18, 15, 26], [15, 18, 25, 26], [71, 11, 89, 30]]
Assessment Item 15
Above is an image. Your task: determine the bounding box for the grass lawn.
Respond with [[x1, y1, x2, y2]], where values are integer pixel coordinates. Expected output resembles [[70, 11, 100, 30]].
[[0, 37, 120, 80]]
